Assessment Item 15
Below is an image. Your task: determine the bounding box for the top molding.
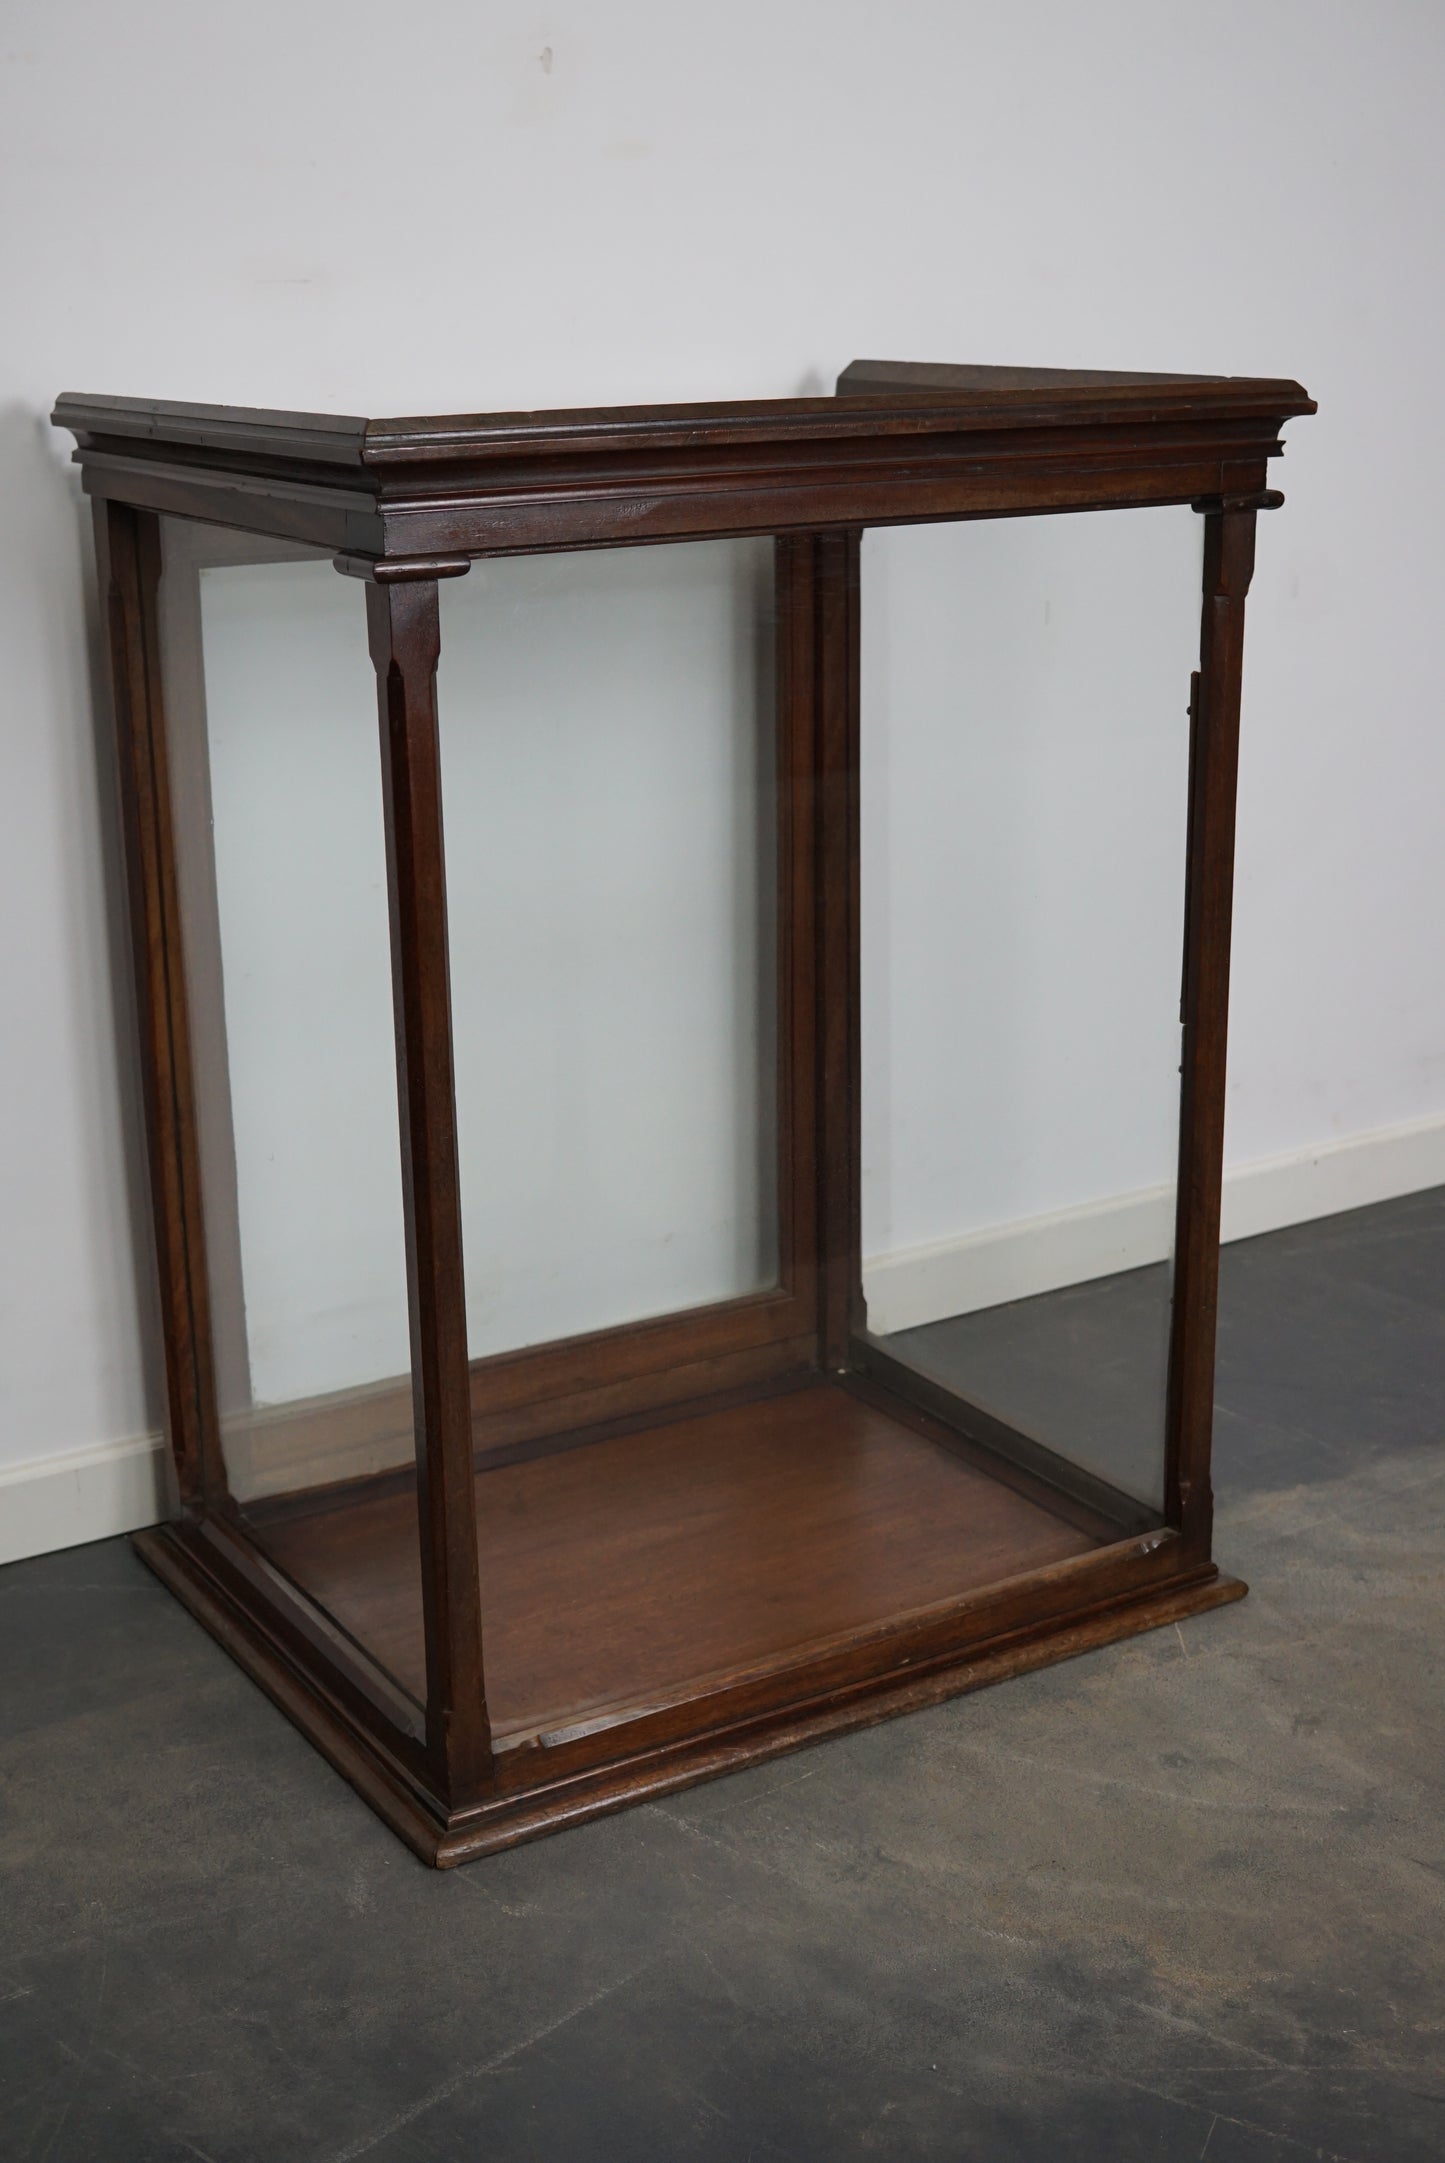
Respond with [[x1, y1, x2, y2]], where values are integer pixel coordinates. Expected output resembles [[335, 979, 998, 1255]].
[[53, 360, 1315, 563]]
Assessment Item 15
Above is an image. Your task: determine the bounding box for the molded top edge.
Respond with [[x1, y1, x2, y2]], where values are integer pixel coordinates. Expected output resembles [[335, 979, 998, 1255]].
[[52, 363, 1314, 473], [51, 393, 369, 465], [838, 358, 1305, 393]]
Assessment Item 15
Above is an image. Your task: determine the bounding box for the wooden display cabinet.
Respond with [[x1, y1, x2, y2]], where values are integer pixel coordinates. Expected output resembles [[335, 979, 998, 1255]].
[[54, 359, 1314, 1865]]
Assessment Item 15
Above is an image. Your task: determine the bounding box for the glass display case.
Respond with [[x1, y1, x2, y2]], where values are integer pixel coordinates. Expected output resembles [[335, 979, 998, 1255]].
[[54, 358, 1314, 1865]]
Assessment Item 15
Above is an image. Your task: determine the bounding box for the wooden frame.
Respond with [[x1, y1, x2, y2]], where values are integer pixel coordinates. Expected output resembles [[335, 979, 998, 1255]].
[[55, 359, 1314, 1865]]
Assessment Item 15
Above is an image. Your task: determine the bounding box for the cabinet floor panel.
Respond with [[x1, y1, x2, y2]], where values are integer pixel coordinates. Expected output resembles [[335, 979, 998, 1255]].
[[253, 1380, 1101, 1742]]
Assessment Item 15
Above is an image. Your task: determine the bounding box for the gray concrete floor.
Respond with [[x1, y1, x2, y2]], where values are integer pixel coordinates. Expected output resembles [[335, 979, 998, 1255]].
[[2, 1190, 1443, 2161]]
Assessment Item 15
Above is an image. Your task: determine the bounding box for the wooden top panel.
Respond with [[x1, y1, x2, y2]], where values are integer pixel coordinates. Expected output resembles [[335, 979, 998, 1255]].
[[843, 358, 1243, 391], [52, 360, 1314, 472], [53, 361, 1313, 555], [51, 391, 371, 464]]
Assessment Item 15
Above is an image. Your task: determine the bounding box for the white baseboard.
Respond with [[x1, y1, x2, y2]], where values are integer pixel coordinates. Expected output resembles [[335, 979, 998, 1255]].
[[863, 1185, 1177, 1337], [0, 1431, 167, 1569], [863, 1110, 1445, 1337], [1217, 1110, 1445, 1245], [3, 1111, 1443, 1568]]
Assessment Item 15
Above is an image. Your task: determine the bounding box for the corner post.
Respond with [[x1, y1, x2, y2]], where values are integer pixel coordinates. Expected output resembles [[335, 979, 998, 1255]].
[[1166, 504, 1259, 1555], [361, 564, 491, 1805], [814, 529, 863, 1370], [96, 498, 225, 1513]]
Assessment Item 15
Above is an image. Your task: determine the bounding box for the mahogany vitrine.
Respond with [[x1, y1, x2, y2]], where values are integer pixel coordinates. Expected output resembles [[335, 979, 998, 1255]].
[[55, 359, 1314, 1865]]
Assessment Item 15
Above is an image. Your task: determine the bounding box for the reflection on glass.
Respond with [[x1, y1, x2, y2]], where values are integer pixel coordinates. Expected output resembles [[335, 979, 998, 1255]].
[[439, 540, 778, 1362], [157, 519, 425, 1700], [859, 508, 1200, 1516], [154, 523, 780, 1705]]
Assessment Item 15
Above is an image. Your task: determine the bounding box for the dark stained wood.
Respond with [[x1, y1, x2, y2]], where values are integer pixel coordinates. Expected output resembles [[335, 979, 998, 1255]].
[[61, 359, 1312, 1863], [254, 1382, 1100, 1738], [59, 394, 369, 460], [55, 375, 1315, 462], [194, 1511, 428, 1750], [72, 454, 383, 555], [837, 358, 1292, 396], [1194, 487, 1284, 515], [366, 572, 491, 1805], [247, 1370, 825, 1530], [774, 537, 824, 1317], [1166, 507, 1258, 1557], [468, 1363, 819, 1478], [335, 550, 472, 584], [186, 1314, 820, 1501], [467, 1290, 812, 1420], [134, 1510, 1243, 1869], [815, 532, 863, 1368], [358, 376, 1312, 449], [470, 1329, 815, 1462], [96, 501, 226, 1510], [53, 371, 1315, 562]]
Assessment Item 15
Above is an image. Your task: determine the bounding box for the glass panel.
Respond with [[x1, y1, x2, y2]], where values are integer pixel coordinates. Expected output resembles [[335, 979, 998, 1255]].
[[157, 519, 426, 1705], [859, 508, 1199, 1520], [438, 540, 777, 1365]]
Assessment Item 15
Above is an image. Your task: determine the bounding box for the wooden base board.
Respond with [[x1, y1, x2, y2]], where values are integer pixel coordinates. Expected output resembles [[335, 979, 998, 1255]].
[[246, 1383, 1106, 1742], [133, 1517, 1244, 1868]]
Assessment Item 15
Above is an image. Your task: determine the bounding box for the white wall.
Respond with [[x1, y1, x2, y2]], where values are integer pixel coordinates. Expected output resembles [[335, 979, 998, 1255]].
[[3, 2, 1444, 1549]]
